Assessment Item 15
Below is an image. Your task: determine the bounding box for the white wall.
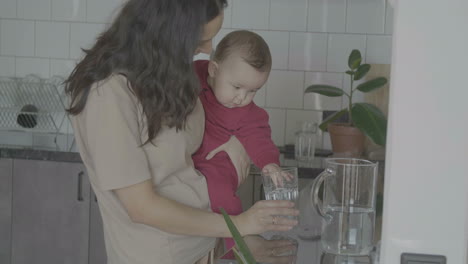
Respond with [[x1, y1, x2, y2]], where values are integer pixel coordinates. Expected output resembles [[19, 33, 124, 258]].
[[0, 0, 393, 150], [380, 0, 468, 263]]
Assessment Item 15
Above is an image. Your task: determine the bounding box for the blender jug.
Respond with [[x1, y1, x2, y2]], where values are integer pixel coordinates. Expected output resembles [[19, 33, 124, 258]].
[[311, 158, 378, 256]]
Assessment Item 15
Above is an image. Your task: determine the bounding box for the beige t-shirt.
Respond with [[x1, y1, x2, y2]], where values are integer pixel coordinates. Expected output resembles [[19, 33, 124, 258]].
[[71, 74, 215, 264]]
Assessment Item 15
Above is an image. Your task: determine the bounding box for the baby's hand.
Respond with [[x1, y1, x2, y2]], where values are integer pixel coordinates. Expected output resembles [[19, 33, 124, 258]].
[[262, 164, 293, 187]]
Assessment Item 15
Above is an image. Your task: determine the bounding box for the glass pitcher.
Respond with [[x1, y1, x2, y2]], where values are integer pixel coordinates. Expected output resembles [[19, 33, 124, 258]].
[[311, 158, 378, 256]]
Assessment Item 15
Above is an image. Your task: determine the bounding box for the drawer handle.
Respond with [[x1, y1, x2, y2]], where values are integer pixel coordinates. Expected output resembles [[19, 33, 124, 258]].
[[77, 171, 84, 201]]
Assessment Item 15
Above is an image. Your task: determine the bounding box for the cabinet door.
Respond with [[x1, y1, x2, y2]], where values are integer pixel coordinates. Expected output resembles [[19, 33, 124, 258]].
[[11, 159, 90, 264], [89, 191, 107, 264], [253, 175, 263, 203], [0, 159, 12, 264]]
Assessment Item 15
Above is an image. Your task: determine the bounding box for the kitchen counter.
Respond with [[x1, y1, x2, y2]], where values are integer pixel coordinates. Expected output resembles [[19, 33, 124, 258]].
[[0, 146, 82, 163], [217, 184, 379, 264], [0, 145, 334, 179]]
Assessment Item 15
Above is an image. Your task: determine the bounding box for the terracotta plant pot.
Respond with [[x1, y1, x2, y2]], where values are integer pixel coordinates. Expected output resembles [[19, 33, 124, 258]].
[[328, 123, 365, 158]]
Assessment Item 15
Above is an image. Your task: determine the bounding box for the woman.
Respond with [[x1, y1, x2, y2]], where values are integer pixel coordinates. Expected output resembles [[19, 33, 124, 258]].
[[65, 0, 298, 263]]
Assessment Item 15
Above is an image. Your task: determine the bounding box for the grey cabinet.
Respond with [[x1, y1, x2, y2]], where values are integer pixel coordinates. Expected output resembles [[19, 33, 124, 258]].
[[89, 191, 107, 264], [0, 159, 12, 264], [253, 175, 263, 204], [11, 159, 91, 264], [237, 175, 255, 211]]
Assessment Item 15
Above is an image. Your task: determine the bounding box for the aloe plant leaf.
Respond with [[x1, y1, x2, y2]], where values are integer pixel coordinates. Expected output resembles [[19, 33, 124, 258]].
[[355, 77, 388, 93], [351, 103, 387, 146], [354, 64, 371, 80], [348, 49, 362, 70], [305, 85, 344, 97], [233, 248, 249, 264], [220, 208, 256, 264], [318, 108, 348, 131]]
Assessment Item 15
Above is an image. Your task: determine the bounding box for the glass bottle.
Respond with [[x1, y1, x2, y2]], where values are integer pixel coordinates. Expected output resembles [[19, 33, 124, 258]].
[[295, 121, 317, 162]]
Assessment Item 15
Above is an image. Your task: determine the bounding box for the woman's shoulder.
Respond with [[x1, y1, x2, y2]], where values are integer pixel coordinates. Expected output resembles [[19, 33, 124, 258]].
[[89, 74, 138, 106]]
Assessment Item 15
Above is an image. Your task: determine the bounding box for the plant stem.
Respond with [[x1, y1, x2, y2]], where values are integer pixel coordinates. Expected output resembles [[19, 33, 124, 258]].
[[349, 76, 353, 125]]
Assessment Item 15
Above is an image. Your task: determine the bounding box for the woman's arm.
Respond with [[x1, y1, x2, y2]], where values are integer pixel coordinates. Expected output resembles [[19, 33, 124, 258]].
[[115, 180, 298, 237]]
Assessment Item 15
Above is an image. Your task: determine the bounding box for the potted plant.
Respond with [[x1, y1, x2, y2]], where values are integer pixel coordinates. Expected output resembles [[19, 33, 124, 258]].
[[305, 49, 388, 157]]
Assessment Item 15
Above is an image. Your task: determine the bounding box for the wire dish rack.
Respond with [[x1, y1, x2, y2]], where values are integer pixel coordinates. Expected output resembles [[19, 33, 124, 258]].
[[0, 74, 69, 136]]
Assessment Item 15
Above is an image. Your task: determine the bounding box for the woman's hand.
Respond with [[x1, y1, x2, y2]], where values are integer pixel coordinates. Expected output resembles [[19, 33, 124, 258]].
[[243, 235, 297, 264], [232, 200, 299, 236], [206, 135, 250, 185]]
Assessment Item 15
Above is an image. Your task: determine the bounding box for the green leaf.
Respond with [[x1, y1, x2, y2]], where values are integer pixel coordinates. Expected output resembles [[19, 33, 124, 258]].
[[220, 208, 256, 264], [305, 85, 344, 97], [355, 77, 388, 93], [351, 103, 387, 146], [233, 248, 249, 264], [353, 64, 371, 81], [345, 70, 355, 76], [318, 109, 348, 131], [348, 49, 362, 70]]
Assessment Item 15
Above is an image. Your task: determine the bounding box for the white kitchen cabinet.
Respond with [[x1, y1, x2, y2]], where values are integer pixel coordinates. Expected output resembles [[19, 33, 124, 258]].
[[11, 159, 91, 264], [0, 159, 13, 264]]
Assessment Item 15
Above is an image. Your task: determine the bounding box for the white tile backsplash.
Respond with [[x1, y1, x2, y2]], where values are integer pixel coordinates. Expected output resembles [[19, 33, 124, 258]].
[[50, 59, 76, 78], [327, 34, 367, 72], [264, 108, 287, 146], [253, 83, 267, 107], [223, 0, 233, 28], [385, 1, 394, 35], [0, 0, 17, 19], [232, 0, 270, 30], [308, 0, 346, 33], [289, 32, 328, 71], [342, 75, 366, 108], [213, 28, 234, 49], [0, 0, 394, 148], [255, 30, 289, 70], [35, 22, 70, 59], [0, 56, 15, 77], [346, 0, 386, 34], [304, 72, 343, 111], [366, 35, 393, 64], [270, 0, 308, 31], [266, 70, 304, 109], [285, 109, 323, 146], [70, 23, 106, 59], [18, 0, 51, 20], [86, 0, 124, 23], [51, 0, 86, 22], [0, 131, 33, 147], [15, 57, 50, 78], [0, 20, 35, 56]]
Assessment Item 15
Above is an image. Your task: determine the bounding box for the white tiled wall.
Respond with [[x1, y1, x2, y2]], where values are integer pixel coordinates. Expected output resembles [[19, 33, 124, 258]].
[[0, 0, 393, 150]]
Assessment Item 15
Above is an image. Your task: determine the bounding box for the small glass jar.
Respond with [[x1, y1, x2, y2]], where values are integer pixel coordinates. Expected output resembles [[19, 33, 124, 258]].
[[295, 121, 317, 162]]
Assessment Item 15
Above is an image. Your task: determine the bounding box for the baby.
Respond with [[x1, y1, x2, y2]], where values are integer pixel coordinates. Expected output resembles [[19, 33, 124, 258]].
[[193, 30, 289, 232]]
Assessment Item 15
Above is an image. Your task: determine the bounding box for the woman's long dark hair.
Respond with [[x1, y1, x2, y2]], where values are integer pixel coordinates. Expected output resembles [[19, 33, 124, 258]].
[[65, 0, 226, 143]]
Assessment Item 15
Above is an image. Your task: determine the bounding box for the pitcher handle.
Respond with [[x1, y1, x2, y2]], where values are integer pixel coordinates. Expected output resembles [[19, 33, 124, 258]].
[[311, 168, 334, 217]]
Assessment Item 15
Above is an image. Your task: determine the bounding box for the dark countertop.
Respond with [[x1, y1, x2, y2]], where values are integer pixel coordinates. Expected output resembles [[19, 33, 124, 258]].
[[0, 145, 333, 179], [0, 147, 82, 163]]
